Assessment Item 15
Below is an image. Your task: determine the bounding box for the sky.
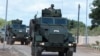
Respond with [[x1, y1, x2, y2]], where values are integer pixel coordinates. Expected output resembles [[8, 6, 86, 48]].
[[0, 0, 93, 26]]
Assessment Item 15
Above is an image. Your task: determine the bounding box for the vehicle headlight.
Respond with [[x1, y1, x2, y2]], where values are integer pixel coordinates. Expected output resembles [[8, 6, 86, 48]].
[[13, 36, 16, 38], [68, 43, 73, 46], [40, 42, 45, 46]]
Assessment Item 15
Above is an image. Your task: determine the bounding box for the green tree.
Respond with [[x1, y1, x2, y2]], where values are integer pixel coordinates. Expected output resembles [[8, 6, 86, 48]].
[[68, 19, 85, 36], [0, 18, 11, 28], [69, 19, 85, 28], [0, 18, 6, 28], [89, 0, 100, 29]]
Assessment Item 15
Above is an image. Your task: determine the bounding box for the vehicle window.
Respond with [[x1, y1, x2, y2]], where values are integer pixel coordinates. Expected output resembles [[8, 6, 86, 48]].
[[12, 24, 19, 28], [20, 25, 26, 29], [42, 18, 53, 24], [55, 19, 66, 24]]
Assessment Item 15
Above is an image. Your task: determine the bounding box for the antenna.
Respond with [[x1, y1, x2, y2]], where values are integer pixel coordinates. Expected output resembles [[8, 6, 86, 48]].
[[62, 0, 63, 15], [34, 11, 38, 19]]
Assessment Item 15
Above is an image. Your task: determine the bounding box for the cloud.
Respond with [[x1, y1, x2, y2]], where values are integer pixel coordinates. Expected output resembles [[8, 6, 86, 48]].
[[0, 0, 94, 26], [0, 5, 5, 18], [22, 3, 49, 12], [63, 14, 76, 19], [0, 6, 4, 13]]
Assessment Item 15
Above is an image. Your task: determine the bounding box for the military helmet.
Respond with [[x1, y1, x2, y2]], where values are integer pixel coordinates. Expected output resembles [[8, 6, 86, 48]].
[[51, 4, 54, 8]]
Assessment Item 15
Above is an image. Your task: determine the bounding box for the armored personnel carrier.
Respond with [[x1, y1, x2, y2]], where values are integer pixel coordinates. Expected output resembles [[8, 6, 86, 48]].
[[0, 28, 5, 43], [30, 4, 76, 56], [6, 19, 30, 45]]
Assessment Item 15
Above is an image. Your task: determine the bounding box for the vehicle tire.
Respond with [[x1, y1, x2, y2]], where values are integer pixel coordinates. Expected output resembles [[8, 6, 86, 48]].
[[25, 41, 28, 45], [21, 41, 24, 45], [9, 39, 14, 45], [66, 50, 73, 56], [25, 40, 30, 45], [58, 52, 64, 56], [9, 41, 14, 45], [1, 39, 4, 43]]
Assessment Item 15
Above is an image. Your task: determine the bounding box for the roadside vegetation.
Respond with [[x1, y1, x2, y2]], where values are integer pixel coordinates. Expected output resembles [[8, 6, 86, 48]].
[[70, 26, 100, 36], [0, 18, 100, 36]]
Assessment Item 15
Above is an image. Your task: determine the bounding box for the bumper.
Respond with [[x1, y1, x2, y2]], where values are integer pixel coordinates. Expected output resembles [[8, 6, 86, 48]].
[[34, 42, 76, 52], [11, 37, 30, 41], [38, 42, 76, 47]]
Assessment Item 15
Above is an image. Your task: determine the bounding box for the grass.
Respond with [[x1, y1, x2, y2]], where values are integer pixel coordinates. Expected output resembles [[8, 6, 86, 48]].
[[70, 26, 100, 36]]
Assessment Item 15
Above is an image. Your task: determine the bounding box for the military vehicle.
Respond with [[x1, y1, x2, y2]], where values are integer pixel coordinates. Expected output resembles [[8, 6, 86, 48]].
[[6, 19, 30, 45], [0, 28, 5, 43], [30, 4, 76, 56]]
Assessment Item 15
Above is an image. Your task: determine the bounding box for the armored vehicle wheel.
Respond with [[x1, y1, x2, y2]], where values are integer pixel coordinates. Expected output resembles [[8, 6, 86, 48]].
[[21, 41, 24, 45], [25, 41, 30, 45], [1, 39, 4, 43], [58, 52, 64, 56], [9, 39, 14, 45], [25, 42, 28, 45], [66, 50, 73, 56]]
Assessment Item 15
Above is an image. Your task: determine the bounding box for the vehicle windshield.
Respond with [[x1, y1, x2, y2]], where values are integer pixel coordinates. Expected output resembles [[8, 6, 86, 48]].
[[12, 24, 19, 29], [42, 18, 53, 24], [12, 24, 26, 29], [55, 19, 66, 24], [20, 25, 26, 29]]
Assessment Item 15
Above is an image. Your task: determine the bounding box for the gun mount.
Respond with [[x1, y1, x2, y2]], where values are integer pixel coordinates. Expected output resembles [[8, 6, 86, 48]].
[[42, 4, 62, 17], [11, 19, 22, 24]]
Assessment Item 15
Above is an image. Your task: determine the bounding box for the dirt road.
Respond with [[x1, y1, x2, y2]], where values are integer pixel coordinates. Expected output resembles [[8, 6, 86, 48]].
[[1, 42, 100, 56], [12, 45, 100, 56], [0, 43, 24, 56]]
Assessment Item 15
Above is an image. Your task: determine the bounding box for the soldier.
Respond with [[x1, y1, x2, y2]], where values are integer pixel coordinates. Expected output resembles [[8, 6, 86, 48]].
[[48, 4, 55, 11]]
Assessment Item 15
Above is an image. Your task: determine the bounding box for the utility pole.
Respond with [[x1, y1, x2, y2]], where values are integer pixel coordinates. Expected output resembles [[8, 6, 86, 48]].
[[3, 0, 8, 49], [77, 4, 80, 43], [85, 0, 88, 45]]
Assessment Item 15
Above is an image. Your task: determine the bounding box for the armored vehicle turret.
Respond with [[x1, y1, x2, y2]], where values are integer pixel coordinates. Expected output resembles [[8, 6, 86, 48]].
[[6, 19, 30, 45], [42, 4, 62, 17], [30, 4, 76, 56], [11, 19, 22, 24]]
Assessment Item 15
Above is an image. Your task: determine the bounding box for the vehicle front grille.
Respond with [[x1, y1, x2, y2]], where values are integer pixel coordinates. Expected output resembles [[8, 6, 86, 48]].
[[47, 34, 64, 43], [16, 32, 25, 38]]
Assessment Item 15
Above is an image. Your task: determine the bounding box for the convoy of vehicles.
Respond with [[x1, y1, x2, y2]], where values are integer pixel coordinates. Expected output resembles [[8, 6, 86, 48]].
[[0, 4, 77, 56]]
